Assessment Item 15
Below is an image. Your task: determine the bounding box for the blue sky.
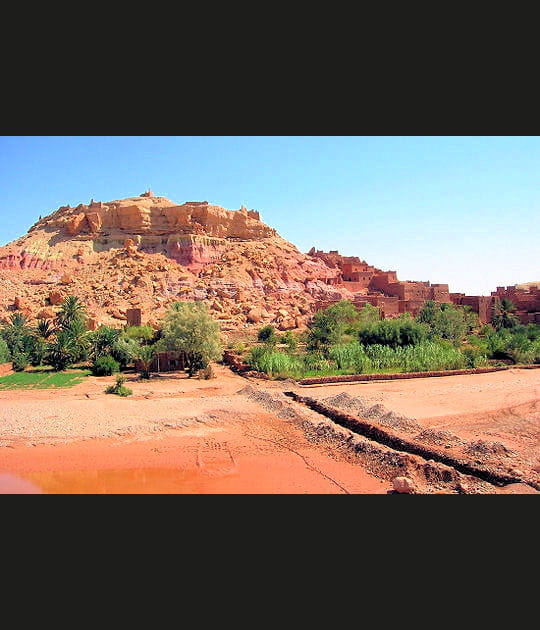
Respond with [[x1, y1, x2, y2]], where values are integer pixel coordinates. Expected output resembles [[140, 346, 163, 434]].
[[0, 136, 538, 295]]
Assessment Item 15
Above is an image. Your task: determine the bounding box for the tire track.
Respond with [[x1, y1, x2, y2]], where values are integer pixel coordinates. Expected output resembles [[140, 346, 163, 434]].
[[244, 431, 351, 494]]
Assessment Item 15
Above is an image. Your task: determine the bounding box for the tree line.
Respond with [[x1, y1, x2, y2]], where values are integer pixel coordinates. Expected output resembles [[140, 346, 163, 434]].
[[245, 299, 540, 378], [0, 297, 223, 379]]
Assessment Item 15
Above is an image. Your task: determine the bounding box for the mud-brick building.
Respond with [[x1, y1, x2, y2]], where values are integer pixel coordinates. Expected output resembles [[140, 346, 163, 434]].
[[491, 286, 540, 324], [342, 260, 376, 285], [450, 294, 493, 324], [353, 295, 400, 318], [134, 351, 186, 373], [126, 308, 142, 327]]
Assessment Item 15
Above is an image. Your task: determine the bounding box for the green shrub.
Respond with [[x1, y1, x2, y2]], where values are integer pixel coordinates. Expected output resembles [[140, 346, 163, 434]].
[[302, 352, 335, 373], [0, 338, 11, 363], [258, 325, 278, 343], [504, 334, 537, 364], [1, 313, 32, 355], [92, 355, 120, 376], [462, 346, 488, 368], [281, 331, 298, 351], [492, 298, 519, 330], [399, 342, 466, 372], [111, 337, 139, 368], [247, 337, 478, 380], [28, 336, 48, 367], [358, 318, 428, 348], [416, 301, 474, 343], [307, 300, 359, 351], [159, 302, 223, 377], [134, 344, 156, 379], [45, 330, 77, 371], [329, 341, 466, 374], [196, 364, 214, 380], [12, 352, 29, 372], [124, 325, 155, 343], [329, 343, 370, 372], [88, 326, 121, 361], [105, 374, 132, 397], [480, 326, 540, 364]]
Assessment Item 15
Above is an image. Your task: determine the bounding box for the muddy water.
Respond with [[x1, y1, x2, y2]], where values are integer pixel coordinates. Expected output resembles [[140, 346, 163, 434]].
[[0, 431, 391, 494], [12, 467, 240, 494], [0, 473, 43, 494]]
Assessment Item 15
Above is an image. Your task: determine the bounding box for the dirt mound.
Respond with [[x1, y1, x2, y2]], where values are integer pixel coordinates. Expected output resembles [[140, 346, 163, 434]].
[[414, 429, 463, 447], [238, 386, 303, 420], [464, 440, 516, 460], [378, 411, 421, 433], [324, 392, 368, 414], [323, 393, 421, 433]]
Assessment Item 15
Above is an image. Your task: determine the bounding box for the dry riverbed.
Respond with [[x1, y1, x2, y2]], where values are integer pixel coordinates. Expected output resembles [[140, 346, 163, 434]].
[[0, 365, 538, 494]]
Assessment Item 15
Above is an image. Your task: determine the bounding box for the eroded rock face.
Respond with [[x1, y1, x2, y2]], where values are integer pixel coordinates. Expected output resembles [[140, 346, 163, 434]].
[[45, 195, 276, 240], [65, 213, 87, 235], [165, 235, 225, 271], [0, 251, 59, 271]]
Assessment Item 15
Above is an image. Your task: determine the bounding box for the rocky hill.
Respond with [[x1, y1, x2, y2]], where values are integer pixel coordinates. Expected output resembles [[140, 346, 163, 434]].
[[0, 192, 357, 332], [516, 281, 540, 290]]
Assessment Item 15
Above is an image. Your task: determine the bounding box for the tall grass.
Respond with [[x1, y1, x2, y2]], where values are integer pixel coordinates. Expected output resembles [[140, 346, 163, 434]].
[[397, 342, 466, 372], [329, 343, 371, 372], [249, 346, 305, 378], [249, 341, 469, 379]]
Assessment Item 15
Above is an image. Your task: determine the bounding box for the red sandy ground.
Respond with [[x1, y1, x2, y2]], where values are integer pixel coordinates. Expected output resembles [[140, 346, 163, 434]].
[[0, 366, 388, 494], [303, 368, 540, 468], [0, 366, 538, 493], [0, 432, 388, 494]]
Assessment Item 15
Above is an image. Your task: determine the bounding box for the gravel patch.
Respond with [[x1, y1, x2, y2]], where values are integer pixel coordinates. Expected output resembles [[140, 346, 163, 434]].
[[237, 385, 303, 421], [322, 392, 420, 433], [414, 429, 463, 447], [464, 439, 517, 460]]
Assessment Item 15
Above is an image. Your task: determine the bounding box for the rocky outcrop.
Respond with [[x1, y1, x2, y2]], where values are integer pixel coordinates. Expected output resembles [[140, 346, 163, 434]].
[[44, 195, 276, 240], [65, 213, 87, 235]]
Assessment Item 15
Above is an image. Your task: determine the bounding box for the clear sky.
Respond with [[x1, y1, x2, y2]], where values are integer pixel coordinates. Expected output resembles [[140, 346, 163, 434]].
[[0, 136, 538, 295]]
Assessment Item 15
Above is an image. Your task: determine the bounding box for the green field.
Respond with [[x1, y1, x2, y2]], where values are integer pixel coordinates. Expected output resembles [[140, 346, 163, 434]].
[[0, 369, 91, 390]]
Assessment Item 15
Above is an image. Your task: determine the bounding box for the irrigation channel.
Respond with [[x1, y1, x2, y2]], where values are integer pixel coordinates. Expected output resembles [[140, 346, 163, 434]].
[[282, 391, 540, 492]]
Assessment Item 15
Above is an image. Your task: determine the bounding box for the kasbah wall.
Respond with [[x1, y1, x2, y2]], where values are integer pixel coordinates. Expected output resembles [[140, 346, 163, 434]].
[[309, 249, 540, 324]]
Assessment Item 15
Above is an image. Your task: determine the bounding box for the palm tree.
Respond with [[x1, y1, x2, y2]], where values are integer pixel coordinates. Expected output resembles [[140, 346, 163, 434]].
[[135, 344, 156, 379], [27, 318, 56, 367], [63, 318, 90, 362], [88, 326, 120, 361], [492, 298, 519, 330], [1, 313, 32, 354], [35, 318, 55, 339], [46, 330, 77, 371], [56, 296, 87, 329]]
